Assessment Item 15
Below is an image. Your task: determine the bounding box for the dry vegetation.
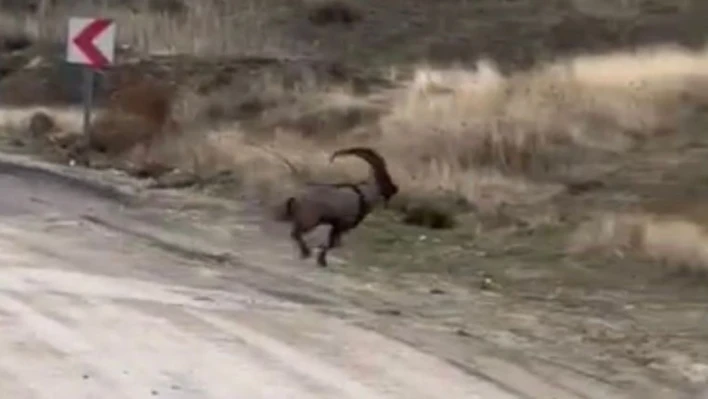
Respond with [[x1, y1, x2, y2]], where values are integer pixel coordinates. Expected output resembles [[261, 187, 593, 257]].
[[5, 2, 708, 394], [2, 0, 708, 274], [569, 212, 708, 275], [0, 0, 307, 57]]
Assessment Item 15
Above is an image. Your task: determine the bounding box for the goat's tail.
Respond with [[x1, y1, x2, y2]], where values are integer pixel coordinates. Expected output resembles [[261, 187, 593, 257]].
[[273, 196, 297, 221]]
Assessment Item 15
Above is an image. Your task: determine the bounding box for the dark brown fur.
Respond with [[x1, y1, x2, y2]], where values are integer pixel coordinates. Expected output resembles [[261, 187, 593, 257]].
[[280, 147, 398, 267]]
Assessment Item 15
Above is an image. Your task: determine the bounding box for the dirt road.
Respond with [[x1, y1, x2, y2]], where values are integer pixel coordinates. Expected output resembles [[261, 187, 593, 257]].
[[0, 154, 693, 399], [0, 161, 512, 398]]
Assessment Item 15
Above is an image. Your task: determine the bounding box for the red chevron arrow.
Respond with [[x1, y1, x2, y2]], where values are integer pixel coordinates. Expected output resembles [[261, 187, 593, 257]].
[[72, 19, 112, 68]]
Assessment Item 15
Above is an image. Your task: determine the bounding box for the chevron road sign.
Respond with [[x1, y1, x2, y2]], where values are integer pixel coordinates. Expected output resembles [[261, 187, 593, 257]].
[[67, 17, 115, 68], [66, 17, 117, 151]]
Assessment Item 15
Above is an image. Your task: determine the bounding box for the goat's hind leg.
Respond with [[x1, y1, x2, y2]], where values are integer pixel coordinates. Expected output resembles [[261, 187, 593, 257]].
[[290, 223, 312, 259]]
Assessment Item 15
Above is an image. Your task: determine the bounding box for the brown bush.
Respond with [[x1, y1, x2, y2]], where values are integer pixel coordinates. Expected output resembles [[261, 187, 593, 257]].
[[105, 78, 176, 132], [90, 111, 157, 155], [91, 78, 181, 156], [400, 203, 457, 230]]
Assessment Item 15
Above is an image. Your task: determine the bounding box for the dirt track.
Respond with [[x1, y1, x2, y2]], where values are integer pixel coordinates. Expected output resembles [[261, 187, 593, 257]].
[[0, 154, 701, 399], [0, 158, 510, 398]]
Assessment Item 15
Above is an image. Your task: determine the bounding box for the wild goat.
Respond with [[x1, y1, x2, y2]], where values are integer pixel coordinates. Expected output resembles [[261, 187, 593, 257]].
[[278, 147, 398, 267]]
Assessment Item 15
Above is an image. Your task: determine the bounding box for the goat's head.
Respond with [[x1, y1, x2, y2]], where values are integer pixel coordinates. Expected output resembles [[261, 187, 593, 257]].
[[330, 146, 399, 205]]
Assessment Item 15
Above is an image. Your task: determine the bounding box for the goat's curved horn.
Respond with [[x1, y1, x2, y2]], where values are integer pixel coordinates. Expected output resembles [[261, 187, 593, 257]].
[[330, 147, 398, 199], [330, 146, 386, 168]]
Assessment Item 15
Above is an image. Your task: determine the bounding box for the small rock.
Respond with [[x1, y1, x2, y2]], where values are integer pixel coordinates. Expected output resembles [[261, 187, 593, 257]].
[[565, 179, 604, 195], [474, 250, 489, 258], [429, 288, 446, 295], [151, 389, 159, 396], [48, 130, 83, 148], [82, 374, 89, 380], [456, 329, 473, 338], [126, 159, 174, 179], [375, 309, 402, 316], [480, 277, 494, 290]]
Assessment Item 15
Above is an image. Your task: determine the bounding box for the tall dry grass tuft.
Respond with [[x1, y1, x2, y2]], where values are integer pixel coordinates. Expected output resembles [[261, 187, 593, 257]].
[[378, 44, 708, 179], [568, 212, 708, 274]]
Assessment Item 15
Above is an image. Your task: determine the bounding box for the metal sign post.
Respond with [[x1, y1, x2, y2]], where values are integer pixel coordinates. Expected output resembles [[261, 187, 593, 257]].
[[66, 17, 116, 148], [81, 66, 95, 141]]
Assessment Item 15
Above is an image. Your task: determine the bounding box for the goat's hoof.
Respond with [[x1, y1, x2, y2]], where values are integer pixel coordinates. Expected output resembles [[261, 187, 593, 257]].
[[299, 249, 312, 259], [317, 257, 328, 267]]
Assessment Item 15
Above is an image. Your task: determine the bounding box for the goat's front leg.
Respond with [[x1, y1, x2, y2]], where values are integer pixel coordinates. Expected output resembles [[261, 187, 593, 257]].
[[317, 225, 343, 267], [291, 224, 311, 259]]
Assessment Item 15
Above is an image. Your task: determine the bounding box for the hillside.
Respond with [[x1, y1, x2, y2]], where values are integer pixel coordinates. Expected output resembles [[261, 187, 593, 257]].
[[2, 0, 708, 396]]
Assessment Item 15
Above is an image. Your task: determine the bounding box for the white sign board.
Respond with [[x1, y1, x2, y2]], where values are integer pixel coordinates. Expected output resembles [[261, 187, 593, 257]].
[[66, 17, 116, 68]]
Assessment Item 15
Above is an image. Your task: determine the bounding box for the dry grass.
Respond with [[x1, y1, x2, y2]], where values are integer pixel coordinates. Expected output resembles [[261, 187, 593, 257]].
[[8, 43, 708, 218], [0, 0, 311, 57], [379, 44, 708, 175], [4, 2, 708, 231], [219, 44, 708, 211], [0, 1, 707, 270], [368, 44, 708, 208], [568, 212, 708, 274]]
